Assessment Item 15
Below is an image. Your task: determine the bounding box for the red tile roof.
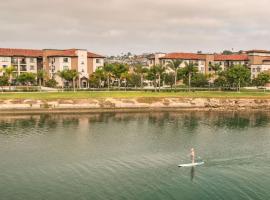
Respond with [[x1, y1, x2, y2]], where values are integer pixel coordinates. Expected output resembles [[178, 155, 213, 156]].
[[160, 53, 206, 60], [0, 48, 43, 57], [0, 48, 105, 59], [214, 54, 249, 61], [45, 49, 77, 57], [87, 52, 105, 58]]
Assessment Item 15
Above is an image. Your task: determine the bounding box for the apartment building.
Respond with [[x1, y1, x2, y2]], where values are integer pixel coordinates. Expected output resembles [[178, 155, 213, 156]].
[[148, 53, 166, 67], [246, 50, 270, 78], [0, 48, 43, 78], [149, 50, 270, 78], [0, 48, 105, 88]]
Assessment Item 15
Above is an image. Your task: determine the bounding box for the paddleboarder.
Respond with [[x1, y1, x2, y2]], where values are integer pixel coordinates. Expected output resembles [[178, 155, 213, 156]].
[[190, 148, 195, 163]]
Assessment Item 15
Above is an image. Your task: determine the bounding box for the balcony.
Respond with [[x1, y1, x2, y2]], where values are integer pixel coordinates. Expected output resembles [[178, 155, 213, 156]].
[[20, 66, 27, 72], [19, 58, 27, 65]]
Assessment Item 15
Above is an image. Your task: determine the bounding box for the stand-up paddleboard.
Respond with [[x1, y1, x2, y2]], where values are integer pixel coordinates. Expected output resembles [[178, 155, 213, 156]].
[[178, 161, 204, 167]]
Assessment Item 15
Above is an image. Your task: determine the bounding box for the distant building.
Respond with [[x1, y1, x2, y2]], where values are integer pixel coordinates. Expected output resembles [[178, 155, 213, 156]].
[[0, 48, 105, 88], [148, 50, 270, 78]]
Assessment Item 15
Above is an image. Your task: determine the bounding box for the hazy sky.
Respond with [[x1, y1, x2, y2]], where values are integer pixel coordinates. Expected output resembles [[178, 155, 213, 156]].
[[1, 0, 270, 55]]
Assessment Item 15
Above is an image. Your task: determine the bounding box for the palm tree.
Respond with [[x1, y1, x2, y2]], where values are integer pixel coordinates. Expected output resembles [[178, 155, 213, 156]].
[[94, 68, 105, 88], [120, 71, 130, 91], [37, 69, 47, 91], [4, 66, 15, 90], [148, 65, 159, 92], [148, 64, 166, 92], [69, 70, 80, 92], [167, 59, 183, 89], [210, 63, 222, 75], [156, 64, 166, 92], [57, 70, 67, 91], [103, 63, 114, 90], [184, 62, 198, 92], [133, 64, 148, 90]]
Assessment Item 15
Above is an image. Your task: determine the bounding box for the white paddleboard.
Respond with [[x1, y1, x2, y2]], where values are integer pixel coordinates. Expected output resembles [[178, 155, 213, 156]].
[[178, 161, 204, 167]]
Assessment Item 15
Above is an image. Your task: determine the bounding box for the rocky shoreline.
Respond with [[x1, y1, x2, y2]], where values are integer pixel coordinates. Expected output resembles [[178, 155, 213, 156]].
[[0, 97, 270, 114]]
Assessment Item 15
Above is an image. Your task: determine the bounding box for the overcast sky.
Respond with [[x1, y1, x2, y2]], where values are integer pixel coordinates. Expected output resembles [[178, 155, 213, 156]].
[[1, 0, 270, 55]]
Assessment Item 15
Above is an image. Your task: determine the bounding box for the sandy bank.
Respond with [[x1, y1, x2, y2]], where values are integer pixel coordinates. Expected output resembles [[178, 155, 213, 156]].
[[0, 97, 270, 114]]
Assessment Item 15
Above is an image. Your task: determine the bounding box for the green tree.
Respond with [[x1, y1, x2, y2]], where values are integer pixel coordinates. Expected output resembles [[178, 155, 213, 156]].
[[214, 71, 228, 88], [147, 65, 158, 92], [166, 59, 183, 89], [89, 68, 105, 88], [147, 64, 165, 92], [70, 70, 79, 92], [252, 72, 270, 87], [133, 64, 148, 89], [58, 69, 79, 92], [95, 68, 106, 88], [164, 72, 175, 89], [210, 63, 222, 75], [112, 63, 129, 88], [120, 71, 130, 90], [226, 65, 251, 91], [45, 79, 58, 88], [179, 62, 198, 91], [190, 73, 208, 87], [156, 64, 166, 91], [0, 76, 9, 92], [103, 63, 114, 89], [129, 73, 141, 88], [37, 69, 47, 87], [4, 66, 15, 90], [17, 72, 36, 90], [222, 50, 233, 55]]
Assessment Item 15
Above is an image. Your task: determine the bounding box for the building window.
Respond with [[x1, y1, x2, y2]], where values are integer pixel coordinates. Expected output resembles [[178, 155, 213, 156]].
[[252, 68, 256, 72], [256, 67, 261, 72], [30, 58, 35, 63], [2, 65, 7, 68], [63, 58, 69, 63], [208, 67, 212, 71], [81, 61, 85, 65], [11, 58, 18, 64], [0, 57, 9, 62], [81, 69, 85, 73], [96, 59, 100, 64], [30, 65, 35, 70]]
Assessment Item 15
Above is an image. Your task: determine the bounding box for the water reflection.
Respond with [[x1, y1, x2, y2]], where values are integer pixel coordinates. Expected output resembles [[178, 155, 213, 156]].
[[0, 112, 269, 135], [190, 167, 195, 181]]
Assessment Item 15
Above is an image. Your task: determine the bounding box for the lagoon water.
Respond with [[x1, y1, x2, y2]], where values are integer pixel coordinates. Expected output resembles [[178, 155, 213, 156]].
[[0, 112, 270, 200]]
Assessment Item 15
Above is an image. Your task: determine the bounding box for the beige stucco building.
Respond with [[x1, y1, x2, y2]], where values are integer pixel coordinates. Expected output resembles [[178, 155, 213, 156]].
[[149, 50, 270, 79], [0, 48, 105, 88]]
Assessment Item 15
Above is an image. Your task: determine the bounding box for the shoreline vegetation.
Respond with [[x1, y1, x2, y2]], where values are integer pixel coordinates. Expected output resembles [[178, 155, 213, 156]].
[[0, 91, 270, 114]]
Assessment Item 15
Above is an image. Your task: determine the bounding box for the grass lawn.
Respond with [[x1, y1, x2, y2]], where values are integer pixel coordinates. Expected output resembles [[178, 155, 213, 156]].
[[0, 91, 269, 100]]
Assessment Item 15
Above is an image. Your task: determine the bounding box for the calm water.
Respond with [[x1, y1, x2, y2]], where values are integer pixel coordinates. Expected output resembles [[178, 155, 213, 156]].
[[0, 112, 270, 200]]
